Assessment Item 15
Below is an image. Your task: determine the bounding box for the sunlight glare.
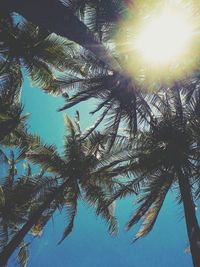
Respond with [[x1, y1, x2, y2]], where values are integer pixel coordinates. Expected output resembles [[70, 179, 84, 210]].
[[134, 6, 194, 65]]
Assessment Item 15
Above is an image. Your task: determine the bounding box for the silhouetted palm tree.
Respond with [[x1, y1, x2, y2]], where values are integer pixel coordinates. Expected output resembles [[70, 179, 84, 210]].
[[0, 13, 75, 94], [1, 0, 153, 145], [27, 113, 118, 241], [58, 53, 151, 149], [0, 113, 119, 266], [0, 149, 55, 266], [2, 0, 120, 70], [108, 87, 200, 267]]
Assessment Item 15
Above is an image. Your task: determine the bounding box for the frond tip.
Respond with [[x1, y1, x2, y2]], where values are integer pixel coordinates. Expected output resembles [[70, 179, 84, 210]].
[[17, 243, 29, 267]]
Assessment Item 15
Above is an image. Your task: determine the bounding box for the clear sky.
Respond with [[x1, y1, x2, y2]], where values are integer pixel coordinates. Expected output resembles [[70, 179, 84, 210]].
[[8, 77, 195, 267]]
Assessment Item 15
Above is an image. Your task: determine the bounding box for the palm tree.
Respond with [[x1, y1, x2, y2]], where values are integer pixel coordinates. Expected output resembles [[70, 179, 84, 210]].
[[0, 12, 76, 95], [0, 113, 119, 266], [0, 149, 55, 266], [0, 65, 28, 144], [2, 0, 121, 70], [0, 177, 68, 266], [27, 113, 118, 242], [2, 0, 153, 133], [2, 0, 154, 144], [58, 54, 151, 149], [108, 87, 200, 267]]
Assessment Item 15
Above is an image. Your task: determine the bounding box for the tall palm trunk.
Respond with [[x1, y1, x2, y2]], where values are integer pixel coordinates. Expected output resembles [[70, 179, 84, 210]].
[[2, 0, 120, 71], [0, 180, 68, 267], [177, 169, 200, 267]]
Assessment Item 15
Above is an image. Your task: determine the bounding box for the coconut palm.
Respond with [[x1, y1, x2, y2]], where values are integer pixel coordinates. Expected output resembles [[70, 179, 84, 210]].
[[0, 148, 56, 266], [0, 176, 67, 266], [2, 0, 154, 143], [0, 12, 78, 94], [58, 53, 151, 149], [0, 113, 120, 266], [2, 0, 152, 128], [27, 113, 118, 241], [107, 87, 200, 267], [0, 149, 55, 243], [2, 0, 120, 71]]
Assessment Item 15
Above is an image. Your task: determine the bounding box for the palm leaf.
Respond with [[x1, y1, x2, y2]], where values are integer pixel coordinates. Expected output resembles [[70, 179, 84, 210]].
[[17, 242, 29, 267]]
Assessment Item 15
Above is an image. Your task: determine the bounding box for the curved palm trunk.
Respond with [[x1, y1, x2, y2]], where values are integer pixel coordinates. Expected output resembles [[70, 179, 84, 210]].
[[0, 180, 68, 267], [2, 0, 120, 71], [177, 169, 200, 267]]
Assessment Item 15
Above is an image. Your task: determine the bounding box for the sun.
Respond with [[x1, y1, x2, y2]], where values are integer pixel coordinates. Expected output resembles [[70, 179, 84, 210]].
[[134, 4, 195, 66], [114, 0, 200, 81]]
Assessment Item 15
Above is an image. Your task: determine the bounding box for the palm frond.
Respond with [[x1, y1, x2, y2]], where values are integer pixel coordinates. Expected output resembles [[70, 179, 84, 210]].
[[58, 191, 78, 244], [17, 242, 29, 267], [126, 171, 173, 235], [27, 142, 66, 176]]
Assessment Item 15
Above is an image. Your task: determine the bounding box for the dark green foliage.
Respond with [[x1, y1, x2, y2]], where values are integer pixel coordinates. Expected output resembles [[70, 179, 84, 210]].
[[0, 13, 77, 95], [26, 113, 119, 243]]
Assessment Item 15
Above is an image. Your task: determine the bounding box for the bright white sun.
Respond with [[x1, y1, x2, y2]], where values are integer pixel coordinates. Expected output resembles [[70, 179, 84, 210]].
[[134, 7, 194, 65]]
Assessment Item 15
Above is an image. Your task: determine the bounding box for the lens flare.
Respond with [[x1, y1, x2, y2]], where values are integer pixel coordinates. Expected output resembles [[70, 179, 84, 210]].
[[135, 9, 194, 65], [115, 0, 200, 82]]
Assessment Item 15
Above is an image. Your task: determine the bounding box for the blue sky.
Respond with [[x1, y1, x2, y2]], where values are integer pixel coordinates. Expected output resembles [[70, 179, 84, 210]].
[[7, 77, 195, 267]]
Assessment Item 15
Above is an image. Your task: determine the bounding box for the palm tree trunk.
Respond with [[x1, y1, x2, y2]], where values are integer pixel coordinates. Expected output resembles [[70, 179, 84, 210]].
[[2, 0, 120, 71], [177, 169, 200, 267], [0, 180, 68, 266]]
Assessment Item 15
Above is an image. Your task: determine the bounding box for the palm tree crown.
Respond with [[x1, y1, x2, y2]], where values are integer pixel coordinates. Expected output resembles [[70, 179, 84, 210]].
[[109, 87, 200, 267]]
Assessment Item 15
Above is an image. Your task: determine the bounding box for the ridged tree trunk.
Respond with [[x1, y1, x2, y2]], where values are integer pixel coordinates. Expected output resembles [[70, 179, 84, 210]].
[[1, 0, 120, 71], [177, 169, 200, 267], [0, 180, 68, 267]]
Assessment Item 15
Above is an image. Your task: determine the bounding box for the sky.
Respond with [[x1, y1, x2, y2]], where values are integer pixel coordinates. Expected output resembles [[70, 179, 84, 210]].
[[7, 77, 196, 267]]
